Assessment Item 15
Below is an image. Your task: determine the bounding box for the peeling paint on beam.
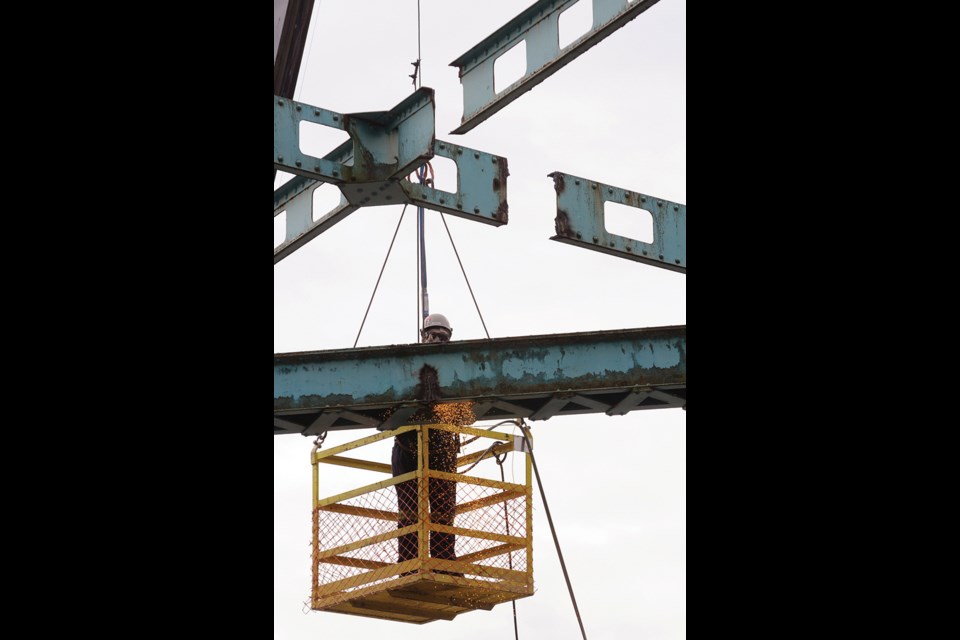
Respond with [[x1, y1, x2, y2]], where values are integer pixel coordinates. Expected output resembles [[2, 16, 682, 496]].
[[274, 326, 685, 428]]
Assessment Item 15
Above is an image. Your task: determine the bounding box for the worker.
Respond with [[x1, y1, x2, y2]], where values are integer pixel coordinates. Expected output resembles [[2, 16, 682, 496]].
[[393, 313, 461, 574]]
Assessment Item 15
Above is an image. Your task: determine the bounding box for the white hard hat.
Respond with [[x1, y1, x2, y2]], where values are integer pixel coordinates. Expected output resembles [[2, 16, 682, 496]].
[[423, 313, 452, 333]]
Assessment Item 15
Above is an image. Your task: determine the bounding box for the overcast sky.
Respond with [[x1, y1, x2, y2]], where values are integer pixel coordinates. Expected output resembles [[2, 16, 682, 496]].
[[275, 1, 686, 638]]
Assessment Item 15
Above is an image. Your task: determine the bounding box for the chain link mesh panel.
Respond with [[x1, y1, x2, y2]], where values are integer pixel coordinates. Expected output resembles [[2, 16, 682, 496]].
[[311, 423, 533, 617]]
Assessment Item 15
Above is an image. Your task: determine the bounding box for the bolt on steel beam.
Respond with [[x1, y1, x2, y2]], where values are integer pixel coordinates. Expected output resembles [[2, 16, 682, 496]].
[[449, 0, 662, 134], [548, 171, 685, 273]]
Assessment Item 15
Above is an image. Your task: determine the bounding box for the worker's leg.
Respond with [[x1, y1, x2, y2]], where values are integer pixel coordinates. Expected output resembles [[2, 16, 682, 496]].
[[392, 437, 419, 565], [428, 429, 460, 571]]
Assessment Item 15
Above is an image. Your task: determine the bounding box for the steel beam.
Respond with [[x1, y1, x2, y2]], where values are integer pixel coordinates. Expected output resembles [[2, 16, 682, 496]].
[[274, 326, 685, 434], [549, 171, 686, 272], [275, 92, 509, 262], [449, 0, 662, 134], [401, 141, 509, 225], [274, 88, 436, 185]]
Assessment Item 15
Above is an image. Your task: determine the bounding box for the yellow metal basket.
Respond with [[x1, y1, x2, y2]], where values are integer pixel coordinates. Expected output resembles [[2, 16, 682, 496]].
[[311, 422, 534, 624]]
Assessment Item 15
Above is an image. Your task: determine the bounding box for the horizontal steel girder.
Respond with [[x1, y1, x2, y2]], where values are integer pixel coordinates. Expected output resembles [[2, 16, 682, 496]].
[[449, 0, 662, 134], [549, 171, 686, 273], [274, 326, 685, 435]]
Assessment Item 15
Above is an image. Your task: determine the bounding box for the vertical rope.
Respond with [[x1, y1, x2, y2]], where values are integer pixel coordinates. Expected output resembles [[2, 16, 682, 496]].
[[519, 423, 589, 640]]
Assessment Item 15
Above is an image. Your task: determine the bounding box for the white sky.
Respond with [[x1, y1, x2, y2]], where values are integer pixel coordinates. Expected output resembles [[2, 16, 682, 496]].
[[275, 1, 686, 638]]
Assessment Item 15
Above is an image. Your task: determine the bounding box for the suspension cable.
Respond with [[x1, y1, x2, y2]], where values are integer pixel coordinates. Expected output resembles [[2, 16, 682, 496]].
[[353, 205, 408, 348], [518, 421, 589, 640], [438, 212, 491, 339]]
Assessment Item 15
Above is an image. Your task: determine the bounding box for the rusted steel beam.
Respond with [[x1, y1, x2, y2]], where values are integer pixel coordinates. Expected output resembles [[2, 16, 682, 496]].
[[274, 326, 686, 434]]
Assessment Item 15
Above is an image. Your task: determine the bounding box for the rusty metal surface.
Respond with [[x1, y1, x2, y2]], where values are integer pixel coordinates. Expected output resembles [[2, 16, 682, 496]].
[[275, 326, 685, 434], [548, 171, 686, 272]]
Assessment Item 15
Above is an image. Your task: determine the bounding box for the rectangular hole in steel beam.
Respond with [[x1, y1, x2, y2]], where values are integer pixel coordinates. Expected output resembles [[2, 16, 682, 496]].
[[426, 154, 458, 194], [312, 183, 343, 222], [495, 40, 526, 94], [604, 201, 653, 244], [559, 0, 592, 49], [274, 170, 296, 190], [299, 120, 350, 160], [275, 210, 286, 248]]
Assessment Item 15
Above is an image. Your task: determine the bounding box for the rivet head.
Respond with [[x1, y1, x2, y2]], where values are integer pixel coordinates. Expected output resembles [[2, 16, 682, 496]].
[[576, 232, 582, 239], [277, 99, 284, 105], [609, 241, 615, 247], [474, 152, 480, 159], [592, 237, 599, 243], [675, 258, 681, 264], [491, 157, 497, 163], [440, 144, 445, 149], [591, 184, 597, 190], [457, 148, 463, 154], [314, 109, 320, 116], [674, 205, 679, 211], [295, 105, 301, 112], [608, 188, 613, 194], [333, 115, 339, 121], [295, 160, 301, 167], [659, 254, 664, 260], [642, 250, 648, 255], [658, 201, 663, 206], [575, 180, 580, 185], [278, 156, 284, 162], [641, 197, 646, 202], [386, 195, 393, 200], [333, 171, 339, 177], [439, 199, 445, 204], [626, 246, 632, 252], [457, 203, 463, 209], [474, 207, 480, 213]]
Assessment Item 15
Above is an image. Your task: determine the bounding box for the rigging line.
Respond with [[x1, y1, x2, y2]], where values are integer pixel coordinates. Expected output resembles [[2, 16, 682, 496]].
[[519, 423, 589, 640], [353, 205, 409, 348], [416, 198, 421, 342], [417, 0, 422, 87], [439, 212, 491, 339]]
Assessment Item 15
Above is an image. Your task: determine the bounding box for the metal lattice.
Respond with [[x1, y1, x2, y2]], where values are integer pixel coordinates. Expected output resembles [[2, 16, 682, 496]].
[[310, 423, 533, 622]]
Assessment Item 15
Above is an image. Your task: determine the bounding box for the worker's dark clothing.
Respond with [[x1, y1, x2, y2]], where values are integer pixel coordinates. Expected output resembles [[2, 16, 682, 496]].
[[393, 427, 459, 566]]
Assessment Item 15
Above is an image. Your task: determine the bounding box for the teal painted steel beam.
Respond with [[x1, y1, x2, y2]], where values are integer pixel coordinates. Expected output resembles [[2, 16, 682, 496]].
[[274, 88, 436, 184], [274, 92, 510, 263], [549, 171, 686, 273], [449, 0, 662, 134], [401, 141, 509, 225], [274, 326, 685, 434]]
